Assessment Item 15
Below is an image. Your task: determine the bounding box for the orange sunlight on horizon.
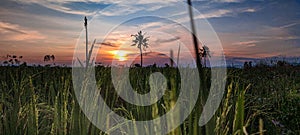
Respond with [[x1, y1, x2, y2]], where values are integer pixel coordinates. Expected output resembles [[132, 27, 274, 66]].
[[108, 50, 131, 62]]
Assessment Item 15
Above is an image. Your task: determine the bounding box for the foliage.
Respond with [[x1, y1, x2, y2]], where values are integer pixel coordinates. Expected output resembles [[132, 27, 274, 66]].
[[131, 31, 150, 67], [199, 45, 210, 67], [0, 66, 299, 134], [44, 55, 55, 62], [2, 54, 24, 66]]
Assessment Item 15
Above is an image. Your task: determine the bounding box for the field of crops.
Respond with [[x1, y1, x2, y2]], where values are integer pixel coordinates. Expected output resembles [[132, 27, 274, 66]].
[[0, 66, 299, 135]]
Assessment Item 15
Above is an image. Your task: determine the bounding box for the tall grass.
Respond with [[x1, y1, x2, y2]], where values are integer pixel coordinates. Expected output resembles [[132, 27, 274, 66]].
[[0, 66, 299, 134]]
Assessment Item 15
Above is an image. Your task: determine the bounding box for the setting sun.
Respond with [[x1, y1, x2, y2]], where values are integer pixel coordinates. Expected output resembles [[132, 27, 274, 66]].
[[109, 50, 130, 61]]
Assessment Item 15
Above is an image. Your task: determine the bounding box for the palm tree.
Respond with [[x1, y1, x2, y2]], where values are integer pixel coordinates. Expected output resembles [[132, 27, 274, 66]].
[[50, 55, 55, 61], [131, 31, 149, 67], [44, 55, 55, 62], [199, 45, 211, 67], [44, 55, 50, 62]]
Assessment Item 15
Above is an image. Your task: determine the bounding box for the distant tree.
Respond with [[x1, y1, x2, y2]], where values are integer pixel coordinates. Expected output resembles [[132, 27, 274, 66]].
[[131, 31, 150, 67], [165, 63, 170, 68], [44, 55, 55, 66], [249, 61, 252, 68], [20, 62, 27, 67], [95, 62, 103, 67], [44, 55, 55, 62], [199, 45, 211, 67], [152, 63, 157, 68], [244, 61, 249, 69], [50, 55, 55, 61], [134, 63, 141, 67], [3, 54, 24, 66], [277, 60, 289, 67], [44, 55, 50, 62], [3, 61, 8, 65], [255, 60, 269, 68]]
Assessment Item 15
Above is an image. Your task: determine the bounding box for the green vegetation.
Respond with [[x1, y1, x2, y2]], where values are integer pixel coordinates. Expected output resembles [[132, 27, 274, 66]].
[[0, 66, 299, 135]]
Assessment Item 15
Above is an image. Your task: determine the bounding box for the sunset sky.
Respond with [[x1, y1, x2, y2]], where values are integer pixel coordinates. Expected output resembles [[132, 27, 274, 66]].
[[0, 0, 300, 66]]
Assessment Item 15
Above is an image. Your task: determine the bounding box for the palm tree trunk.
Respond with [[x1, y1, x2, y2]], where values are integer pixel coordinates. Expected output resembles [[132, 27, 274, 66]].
[[140, 47, 143, 67]]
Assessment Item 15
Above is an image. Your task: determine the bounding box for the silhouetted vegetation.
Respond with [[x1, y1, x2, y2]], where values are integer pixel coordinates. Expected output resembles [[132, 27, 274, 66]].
[[44, 55, 55, 62], [2, 54, 25, 66], [199, 45, 211, 68], [1, 11, 299, 135], [0, 65, 299, 134], [131, 31, 150, 67]]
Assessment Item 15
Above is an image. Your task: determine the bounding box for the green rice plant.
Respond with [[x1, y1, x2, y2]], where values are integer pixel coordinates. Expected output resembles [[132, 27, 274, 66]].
[[215, 82, 233, 135], [28, 77, 39, 135], [0, 65, 299, 134], [232, 84, 250, 135], [259, 118, 264, 135]]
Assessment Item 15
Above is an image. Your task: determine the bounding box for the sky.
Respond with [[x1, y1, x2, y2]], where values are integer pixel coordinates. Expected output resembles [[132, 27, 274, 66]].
[[0, 0, 300, 67]]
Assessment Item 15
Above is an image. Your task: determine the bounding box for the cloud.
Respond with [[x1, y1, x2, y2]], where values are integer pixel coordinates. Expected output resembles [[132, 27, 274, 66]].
[[10, 0, 255, 20], [212, 0, 244, 3], [175, 7, 258, 23], [253, 25, 300, 41], [139, 22, 165, 29], [155, 36, 180, 43], [174, 9, 231, 23], [99, 4, 142, 16], [98, 42, 118, 47], [12, 0, 177, 16], [196, 9, 232, 19], [12, 0, 97, 15], [243, 8, 256, 13], [279, 22, 300, 29], [0, 21, 45, 41], [233, 40, 258, 47], [220, 23, 300, 58]]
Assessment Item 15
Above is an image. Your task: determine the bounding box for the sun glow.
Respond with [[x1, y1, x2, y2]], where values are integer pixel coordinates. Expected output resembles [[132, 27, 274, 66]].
[[109, 50, 130, 61]]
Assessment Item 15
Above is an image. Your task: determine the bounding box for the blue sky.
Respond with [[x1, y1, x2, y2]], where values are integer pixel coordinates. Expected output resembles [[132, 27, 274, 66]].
[[0, 0, 299, 66]]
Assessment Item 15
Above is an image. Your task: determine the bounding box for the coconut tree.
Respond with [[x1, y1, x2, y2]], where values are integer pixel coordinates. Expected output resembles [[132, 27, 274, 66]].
[[50, 55, 55, 61], [44, 55, 55, 63], [199, 45, 211, 67], [131, 31, 149, 67], [44, 55, 50, 62]]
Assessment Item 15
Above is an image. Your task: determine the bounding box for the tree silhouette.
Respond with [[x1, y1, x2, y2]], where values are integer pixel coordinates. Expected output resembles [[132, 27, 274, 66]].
[[199, 45, 211, 67], [44, 55, 55, 63], [50, 55, 55, 61], [244, 61, 249, 69], [44, 55, 50, 62], [3, 54, 23, 66], [131, 31, 149, 67]]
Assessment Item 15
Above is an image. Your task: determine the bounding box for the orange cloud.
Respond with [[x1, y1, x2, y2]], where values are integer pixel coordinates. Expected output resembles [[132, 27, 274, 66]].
[[0, 21, 45, 41]]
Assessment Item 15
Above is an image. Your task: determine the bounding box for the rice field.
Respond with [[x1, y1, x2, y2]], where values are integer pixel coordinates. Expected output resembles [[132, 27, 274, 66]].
[[0, 65, 299, 135]]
